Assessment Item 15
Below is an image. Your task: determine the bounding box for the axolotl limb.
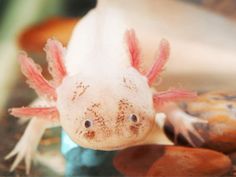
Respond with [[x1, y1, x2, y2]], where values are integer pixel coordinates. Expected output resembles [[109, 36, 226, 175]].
[[6, 30, 206, 173]]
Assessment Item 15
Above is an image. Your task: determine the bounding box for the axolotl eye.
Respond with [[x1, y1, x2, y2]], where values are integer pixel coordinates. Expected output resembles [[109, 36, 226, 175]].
[[84, 119, 93, 128], [128, 114, 138, 123]]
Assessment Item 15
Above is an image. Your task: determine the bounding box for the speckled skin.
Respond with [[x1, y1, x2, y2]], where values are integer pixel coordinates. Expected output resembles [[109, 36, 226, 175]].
[[57, 68, 155, 150]]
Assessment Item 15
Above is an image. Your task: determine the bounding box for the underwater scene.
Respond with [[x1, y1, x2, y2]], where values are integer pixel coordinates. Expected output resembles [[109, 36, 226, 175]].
[[1, 0, 236, 176]]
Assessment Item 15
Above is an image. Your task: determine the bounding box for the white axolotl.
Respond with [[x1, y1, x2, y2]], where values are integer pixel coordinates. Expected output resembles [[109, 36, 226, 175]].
[[5, 9, 206, 175], [5, 31, 205, 174]]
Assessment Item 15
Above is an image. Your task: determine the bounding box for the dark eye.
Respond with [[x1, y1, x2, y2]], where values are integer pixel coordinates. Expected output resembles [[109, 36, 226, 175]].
[[84, 120, 92, 128], [129, 114, 138, 122]]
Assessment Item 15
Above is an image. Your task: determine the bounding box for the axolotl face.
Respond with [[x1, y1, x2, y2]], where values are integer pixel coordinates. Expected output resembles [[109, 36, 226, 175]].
[[56, 68, 155, 150], [10, 31, 172, 151]]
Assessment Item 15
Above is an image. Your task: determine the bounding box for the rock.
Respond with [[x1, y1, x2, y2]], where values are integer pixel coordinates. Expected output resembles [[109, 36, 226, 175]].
[[61, 130, 121, 177], [113, 145, 232, 177], [146, 146, 231, 177], [17, 17, 78, 79], [165, 91, 236, 153], [19, 17, 78, 53], [114, 145, 165, 177]]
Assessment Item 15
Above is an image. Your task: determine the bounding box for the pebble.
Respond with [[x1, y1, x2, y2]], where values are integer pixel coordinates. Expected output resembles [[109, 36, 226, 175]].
[[113, 145, 232, 177], [165, 91, 236, 153], [19, 17, 77, 53]]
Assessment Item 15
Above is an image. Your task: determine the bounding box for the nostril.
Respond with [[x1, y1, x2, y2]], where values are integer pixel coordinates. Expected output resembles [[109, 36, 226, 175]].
[[130, 125, 139, 135]]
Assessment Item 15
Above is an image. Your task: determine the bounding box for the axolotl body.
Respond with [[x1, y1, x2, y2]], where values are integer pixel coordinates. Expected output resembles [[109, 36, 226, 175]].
[[5, 10, 206, 174]]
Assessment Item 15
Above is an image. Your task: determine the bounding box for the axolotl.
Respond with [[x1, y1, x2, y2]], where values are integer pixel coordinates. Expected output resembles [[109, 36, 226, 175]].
[[5, 20, 206, 174]]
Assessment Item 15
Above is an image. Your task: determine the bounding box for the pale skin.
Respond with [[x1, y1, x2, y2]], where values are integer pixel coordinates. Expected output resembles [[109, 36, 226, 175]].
[[4, 23, 208, 175]]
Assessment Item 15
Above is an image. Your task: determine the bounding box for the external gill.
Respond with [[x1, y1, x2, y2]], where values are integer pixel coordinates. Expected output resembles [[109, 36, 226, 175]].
[[9, 39, 66, 121], [126, 30, 205, 146], [126, 29, 197, 104]]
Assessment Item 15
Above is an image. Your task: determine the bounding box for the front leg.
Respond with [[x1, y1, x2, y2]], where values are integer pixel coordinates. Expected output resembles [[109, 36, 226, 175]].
[[5, 39, 65, 174], [5, 118, 56, 174], [158, 103, 207, 146]]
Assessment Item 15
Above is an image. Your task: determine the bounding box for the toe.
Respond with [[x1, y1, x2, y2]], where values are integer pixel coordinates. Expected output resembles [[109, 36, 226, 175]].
[[182, 131, 197, 147], [10, 151, 24, 172], [25, 150, 32, 174], [5, 149, 17, 160]]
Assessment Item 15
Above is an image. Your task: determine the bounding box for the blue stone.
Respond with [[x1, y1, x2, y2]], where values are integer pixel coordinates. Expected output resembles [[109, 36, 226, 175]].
[[61, 130, 122, 177]]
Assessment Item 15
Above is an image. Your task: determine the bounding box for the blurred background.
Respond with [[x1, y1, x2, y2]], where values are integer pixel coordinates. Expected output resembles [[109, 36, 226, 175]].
[[0, 0, 236, 176]]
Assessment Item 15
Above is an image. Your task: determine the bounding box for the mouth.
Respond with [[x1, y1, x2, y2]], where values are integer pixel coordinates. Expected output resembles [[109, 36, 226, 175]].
[[98, 141, 141, 151]]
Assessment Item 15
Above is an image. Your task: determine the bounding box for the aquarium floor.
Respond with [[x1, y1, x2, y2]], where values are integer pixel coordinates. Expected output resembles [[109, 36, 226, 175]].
[[0, 117, 64, 177]]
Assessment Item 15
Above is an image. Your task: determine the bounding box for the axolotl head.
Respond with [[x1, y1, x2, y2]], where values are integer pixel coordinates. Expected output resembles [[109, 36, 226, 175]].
[[56, 67, 155, 150], [55, 30, 173, 150], [10, 30, 194, 150]]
